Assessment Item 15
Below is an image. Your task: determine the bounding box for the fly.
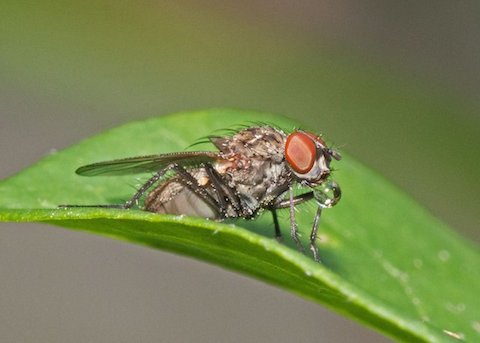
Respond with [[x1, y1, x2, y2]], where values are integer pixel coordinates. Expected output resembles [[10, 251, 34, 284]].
[[62, 126, 342, 262]]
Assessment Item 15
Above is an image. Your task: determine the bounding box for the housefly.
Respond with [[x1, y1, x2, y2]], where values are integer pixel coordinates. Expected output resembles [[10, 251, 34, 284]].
[[63, 125, 342, 262]]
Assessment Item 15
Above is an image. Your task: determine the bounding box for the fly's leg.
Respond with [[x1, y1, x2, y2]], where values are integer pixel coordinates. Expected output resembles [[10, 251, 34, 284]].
[[270, 208, 283, 241], [205, 164, 243, 216], [204, 165, 228, 217], [59, 171, 164, 209], [266, 182, 340, 262], [289, 187, 305, 253], [265, 191, 314, 245], [123, 171, 164, 208], [310, 207, 322, 262], [273, 190, 322, 261], [204, 163, 244, 218], [273, 191, 313, 209], [309, 181, 342, 262]]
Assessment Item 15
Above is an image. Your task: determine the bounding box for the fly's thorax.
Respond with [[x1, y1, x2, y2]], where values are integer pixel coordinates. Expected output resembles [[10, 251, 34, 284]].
[[211, 126, 286, 162], [210, 126, 293, 212], [212, 126, 287, 183], [214, 154, 290, 213]]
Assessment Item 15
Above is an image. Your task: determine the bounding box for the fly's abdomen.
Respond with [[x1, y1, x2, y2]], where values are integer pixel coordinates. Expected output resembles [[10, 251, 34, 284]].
[[144, 171, 219, 219]]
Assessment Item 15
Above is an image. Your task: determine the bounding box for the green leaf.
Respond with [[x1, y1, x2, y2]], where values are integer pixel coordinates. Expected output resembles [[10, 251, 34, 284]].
[[0, 109, 478, 342]]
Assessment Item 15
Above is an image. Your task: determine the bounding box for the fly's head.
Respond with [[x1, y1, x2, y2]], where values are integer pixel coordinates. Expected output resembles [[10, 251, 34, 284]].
[[284, 130, 341, 187]]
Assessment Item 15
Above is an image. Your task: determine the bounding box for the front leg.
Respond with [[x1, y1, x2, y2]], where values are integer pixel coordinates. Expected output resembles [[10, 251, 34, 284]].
[[309, 207, 322, 262], [271, 180, 341, 262], [289, 186, 305, 253], [267, 191, 313, 245], [273, 191, 313, 209], [309, 180, 342, 262]]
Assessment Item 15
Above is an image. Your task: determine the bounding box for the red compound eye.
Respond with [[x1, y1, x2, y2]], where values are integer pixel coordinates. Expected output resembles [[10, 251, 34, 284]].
[[285, 132, 316, 174]]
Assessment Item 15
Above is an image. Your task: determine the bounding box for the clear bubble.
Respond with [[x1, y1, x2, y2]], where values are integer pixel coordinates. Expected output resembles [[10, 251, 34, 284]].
[[313, 180, 341, 209]]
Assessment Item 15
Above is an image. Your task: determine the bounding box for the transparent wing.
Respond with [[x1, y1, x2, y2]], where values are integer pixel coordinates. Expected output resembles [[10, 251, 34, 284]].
[[76, 151, 221, 176]]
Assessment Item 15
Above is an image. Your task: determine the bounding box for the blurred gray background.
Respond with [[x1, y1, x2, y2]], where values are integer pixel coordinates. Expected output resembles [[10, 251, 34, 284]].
[[1, 1, 478, 342]]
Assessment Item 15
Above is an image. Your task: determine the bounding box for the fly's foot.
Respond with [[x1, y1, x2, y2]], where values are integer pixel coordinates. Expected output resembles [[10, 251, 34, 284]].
[[309, 241, 321, 263], [291, 227, 305, 254]]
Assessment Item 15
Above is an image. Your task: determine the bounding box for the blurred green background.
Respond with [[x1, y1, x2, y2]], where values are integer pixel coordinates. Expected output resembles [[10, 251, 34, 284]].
[[1, 1, 478, 342]]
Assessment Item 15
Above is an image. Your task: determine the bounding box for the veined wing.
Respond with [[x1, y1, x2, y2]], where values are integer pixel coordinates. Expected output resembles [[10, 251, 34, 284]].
[[76, 151, 221, 176]]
